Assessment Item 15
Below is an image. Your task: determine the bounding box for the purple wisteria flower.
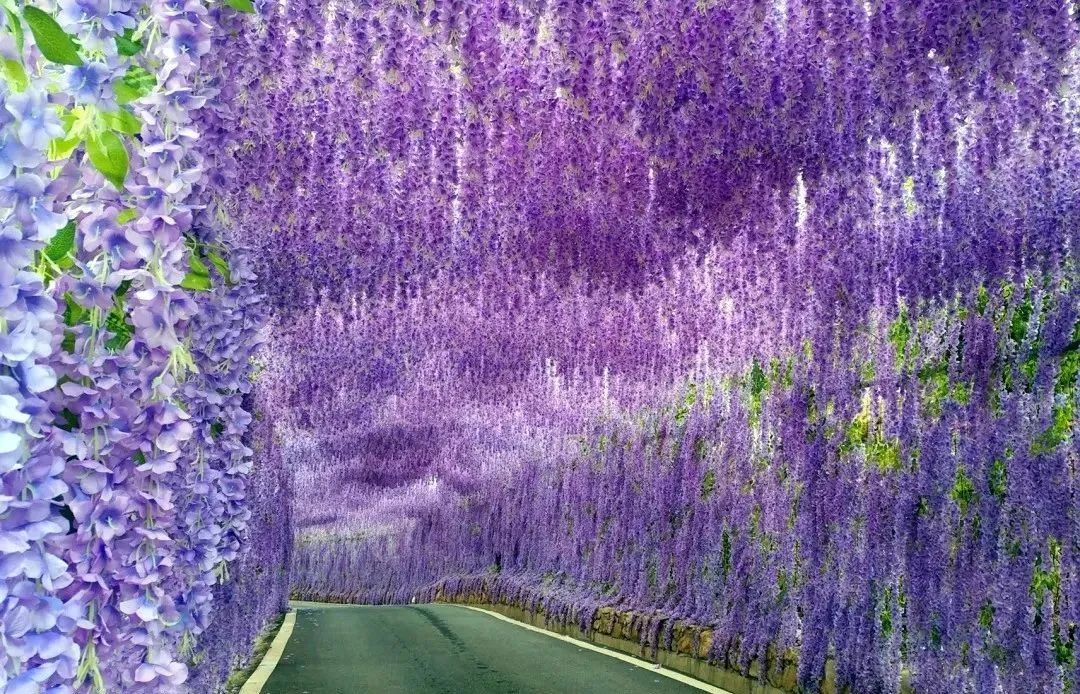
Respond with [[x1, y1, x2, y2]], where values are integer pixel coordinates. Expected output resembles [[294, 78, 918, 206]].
[[65, 62, 116, 107], [0, 175, 68, 241], [7, 1, 1080, 693], [57, 0, 136, 32], [4, 90, 64, 151], [162, 20, 211, 61], [0, 130, 40, 180]]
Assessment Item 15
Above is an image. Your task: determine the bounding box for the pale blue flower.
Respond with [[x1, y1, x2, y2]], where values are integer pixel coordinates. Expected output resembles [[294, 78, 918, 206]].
[[4, 90, 64, 150]]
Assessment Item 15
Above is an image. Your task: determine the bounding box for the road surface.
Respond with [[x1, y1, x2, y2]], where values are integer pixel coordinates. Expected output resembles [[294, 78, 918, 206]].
[[262, 603, 706, 693]]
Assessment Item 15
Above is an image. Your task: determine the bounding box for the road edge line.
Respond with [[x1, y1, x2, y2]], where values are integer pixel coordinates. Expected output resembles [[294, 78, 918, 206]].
[[239, 609, 297, 694], [452, 604, 734, 694]]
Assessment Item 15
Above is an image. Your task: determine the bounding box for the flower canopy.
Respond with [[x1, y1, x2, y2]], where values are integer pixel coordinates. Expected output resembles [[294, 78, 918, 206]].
[[1, 1, 1078, 692]]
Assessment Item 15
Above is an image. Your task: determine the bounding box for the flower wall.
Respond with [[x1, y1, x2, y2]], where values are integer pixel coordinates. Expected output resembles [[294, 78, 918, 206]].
[[1, 1, 285, 692], [3, 0, 1079, 693], [228, 1, 1079, 693]]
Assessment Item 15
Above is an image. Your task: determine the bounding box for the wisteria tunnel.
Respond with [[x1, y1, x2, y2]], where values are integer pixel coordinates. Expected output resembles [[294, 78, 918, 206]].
[[1, 1, 1079, 692]]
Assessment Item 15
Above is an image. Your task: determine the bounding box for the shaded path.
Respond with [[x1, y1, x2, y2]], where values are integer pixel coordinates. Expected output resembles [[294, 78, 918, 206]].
[[262, 603, 706, 693]]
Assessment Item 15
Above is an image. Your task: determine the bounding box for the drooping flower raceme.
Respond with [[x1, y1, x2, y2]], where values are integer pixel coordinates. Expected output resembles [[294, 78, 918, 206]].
[[225, 2, 1080, 693], [1, 1, 273, 692]]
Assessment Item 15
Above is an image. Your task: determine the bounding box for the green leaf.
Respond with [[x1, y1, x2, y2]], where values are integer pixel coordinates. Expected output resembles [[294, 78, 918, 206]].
[[181, 271, 213, 292], [104, 304, 134, 351], [61, 330, 77, 353], [4, 8, 24, 54], [117, 208, 137, 224], [44, 220, 75, 265], [206, 250, 232, 283], [113, 81, 139, 105], [115, 65, 155, 104], [114, 29, 142, 56], [223, 0, 256, 13], [86, 131, 128, 189], [102, 108, 141, 135], [22, 6, 82, 66], [56, 408, 80, 431], [48, 134, 81, 161], [181, 252, 213, 292], [62, 292, 87, 326], [2, 58, 28, 91]]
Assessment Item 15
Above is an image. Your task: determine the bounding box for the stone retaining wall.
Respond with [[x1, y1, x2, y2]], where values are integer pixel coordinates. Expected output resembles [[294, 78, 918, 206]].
[[447, 597, 804, 694]]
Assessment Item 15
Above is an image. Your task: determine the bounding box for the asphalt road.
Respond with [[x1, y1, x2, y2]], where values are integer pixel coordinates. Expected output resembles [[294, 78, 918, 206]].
[[261, 603, 704, 694]]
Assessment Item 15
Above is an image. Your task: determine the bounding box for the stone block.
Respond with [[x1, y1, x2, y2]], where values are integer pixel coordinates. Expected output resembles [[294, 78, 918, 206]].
[[697, 629, 713, 660], [595, 607, 616, 635], [673, 621, 696, 655]]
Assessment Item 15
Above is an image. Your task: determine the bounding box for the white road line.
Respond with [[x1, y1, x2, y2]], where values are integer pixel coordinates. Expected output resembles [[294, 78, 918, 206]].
[[240, 610, 297, 694], [452, 604, 734, 694]]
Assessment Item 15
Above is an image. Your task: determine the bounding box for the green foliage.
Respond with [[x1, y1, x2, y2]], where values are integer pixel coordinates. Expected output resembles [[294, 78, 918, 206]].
[[748, 358, 767, 423], [104, 305, 134, 352], [1031, 321, 1080, 455], [949, 465, 977, 515], [979, 600, 994, 630], [56, 408, 79, 431], [888, 304, 911, 367], [4, 7, 24, 53], [1031, 403, 1074, 456], [1053, 626, 1076, 668], [673, 382, 696, 426], [1009, 288, 1033, 344], [917, 361, 949, 416], [1031, 538, 1061, 611], [719, 528, 732, 581], [929, 623, 942, 648], [207, 249, 232, 282], [975, 284, 990, 315], [700, 468, 716, 500], [224, 0, 256, 12], [104, 281, 134, 352], [859, 359, 876, 384], [880, 586, 894, 637], [114, 28, 142, 56], [182, 240, 233, 291], [43, 220, 75, 267], [181, 251, 213, 291], [115, 65, 155, 104], [841, 392, 902, 473], [1030, 536, 1073, 669], [2, 58, 27, 91], [901, 176, 918, 216], [987, 458, 1008, 501], [102, 108, 141, 135], [86, 131, 129, 189], [776, 568, 790, 603], [48, 117, 81, 160], [23, 6, 82, 65], [1058, 333, 1079, 396]]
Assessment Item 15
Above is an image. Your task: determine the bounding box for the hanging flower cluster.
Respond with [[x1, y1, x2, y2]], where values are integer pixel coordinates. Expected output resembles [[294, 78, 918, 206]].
[[222, 1, 1079, 693], [0, 0, 279, 692]]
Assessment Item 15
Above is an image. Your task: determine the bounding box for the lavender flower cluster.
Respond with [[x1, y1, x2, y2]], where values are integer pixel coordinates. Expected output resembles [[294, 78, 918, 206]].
[[1, 0, 281, 692], [219, 1, 1079, 693], [5, 0, 1078, 692]]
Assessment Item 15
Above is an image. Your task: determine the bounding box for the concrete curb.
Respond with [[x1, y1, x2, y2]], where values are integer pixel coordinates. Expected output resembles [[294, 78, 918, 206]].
[[453, 603, 735, 694], [239, 610, 297, 694]]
